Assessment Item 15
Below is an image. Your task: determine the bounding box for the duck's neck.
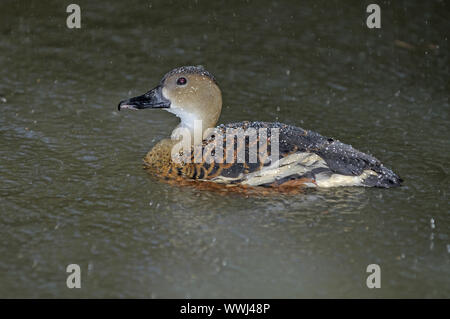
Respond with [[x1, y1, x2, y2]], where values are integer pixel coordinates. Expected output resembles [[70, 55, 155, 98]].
[[166, 109, 217, 144]]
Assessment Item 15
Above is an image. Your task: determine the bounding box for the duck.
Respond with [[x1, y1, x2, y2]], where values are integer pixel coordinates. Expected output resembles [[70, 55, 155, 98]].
[[118, 65, 402, 190]]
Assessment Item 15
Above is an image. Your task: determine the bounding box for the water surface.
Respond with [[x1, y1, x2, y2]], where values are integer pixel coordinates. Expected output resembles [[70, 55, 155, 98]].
[[0, 0, 449, 298]]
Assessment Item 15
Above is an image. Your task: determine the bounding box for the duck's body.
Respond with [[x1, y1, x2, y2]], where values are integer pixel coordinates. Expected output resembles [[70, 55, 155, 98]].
[[143, 121, 400, 188], [119, 66, 401, 190]]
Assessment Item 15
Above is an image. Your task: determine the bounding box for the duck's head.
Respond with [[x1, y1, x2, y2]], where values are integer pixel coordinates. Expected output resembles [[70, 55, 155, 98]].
[[118, 66, 222, 136]]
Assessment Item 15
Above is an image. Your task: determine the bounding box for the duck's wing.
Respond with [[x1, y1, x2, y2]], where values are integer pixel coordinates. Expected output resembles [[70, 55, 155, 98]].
[[276, 122, 402, 187], [178, 121, 401, 188]]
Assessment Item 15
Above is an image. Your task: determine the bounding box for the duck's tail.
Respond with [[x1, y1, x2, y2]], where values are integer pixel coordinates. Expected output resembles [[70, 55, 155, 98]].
[[361, 165, 403, 188]]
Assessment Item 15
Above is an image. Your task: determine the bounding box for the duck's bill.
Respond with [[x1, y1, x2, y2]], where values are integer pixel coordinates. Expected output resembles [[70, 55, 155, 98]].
[[118, 85, 171, 111]]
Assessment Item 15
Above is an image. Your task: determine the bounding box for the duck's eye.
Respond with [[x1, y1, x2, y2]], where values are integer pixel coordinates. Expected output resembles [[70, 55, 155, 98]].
[[176, 77, 187, 86]]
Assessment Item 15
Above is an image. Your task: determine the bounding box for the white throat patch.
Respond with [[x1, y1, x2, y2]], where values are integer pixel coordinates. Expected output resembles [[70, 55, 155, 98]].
[[165, 106, 199, 131]]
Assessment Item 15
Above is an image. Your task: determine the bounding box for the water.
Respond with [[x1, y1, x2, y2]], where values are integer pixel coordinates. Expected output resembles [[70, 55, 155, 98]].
[[0, 0, 448, 298]]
